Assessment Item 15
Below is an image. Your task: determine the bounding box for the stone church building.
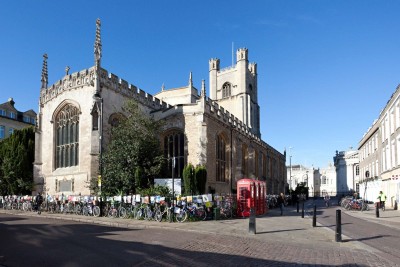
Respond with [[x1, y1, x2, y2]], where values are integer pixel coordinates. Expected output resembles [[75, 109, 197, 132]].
[[33, 19, 286, 196]]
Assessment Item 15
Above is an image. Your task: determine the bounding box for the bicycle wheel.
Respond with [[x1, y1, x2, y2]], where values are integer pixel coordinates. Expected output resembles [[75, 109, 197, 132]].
[[75, 204, 82, 215], [196, 207, 207, 221], [175, 209, 187, 223], [136, 209, 143, 220], [108, 209, 116, 218], [155, 210, 163, 222], [226, 207, 233, 218], [93, 206, 100, 217], [119, 207, 127, 218], [145, 208, 153, 221]]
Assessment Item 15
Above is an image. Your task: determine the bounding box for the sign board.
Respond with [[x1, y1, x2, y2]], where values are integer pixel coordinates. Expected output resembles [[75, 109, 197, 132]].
[[154, 178, 181, 195], [98, 175, 102, 187]]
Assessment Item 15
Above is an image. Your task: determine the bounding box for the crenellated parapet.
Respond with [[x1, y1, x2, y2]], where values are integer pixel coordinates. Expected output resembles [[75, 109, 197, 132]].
[[200, 96, 283, 158], [40, 67, 96, 105], [204, 97, 255, 138], [98, 67, 169, 110], [41, 66, 170, 111]]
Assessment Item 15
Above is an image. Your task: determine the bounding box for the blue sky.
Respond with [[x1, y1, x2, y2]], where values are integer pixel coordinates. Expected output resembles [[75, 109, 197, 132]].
[[1, 1, 400, 168]]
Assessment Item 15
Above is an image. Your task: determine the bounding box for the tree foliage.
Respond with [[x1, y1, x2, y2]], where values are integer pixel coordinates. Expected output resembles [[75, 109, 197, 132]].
[[294, 182, 309, 198], [194, 165, 207, 194], [182, 163, 195, 195], [136, 184, 171, 197], [98, 100, 167, 196], [0, 127, 35, 195]]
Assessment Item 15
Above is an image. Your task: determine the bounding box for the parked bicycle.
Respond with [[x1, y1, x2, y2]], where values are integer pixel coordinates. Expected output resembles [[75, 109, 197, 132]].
[[344, 199, 369, 211], [154, 202, 172, 222], [175, 202, 207, 223]]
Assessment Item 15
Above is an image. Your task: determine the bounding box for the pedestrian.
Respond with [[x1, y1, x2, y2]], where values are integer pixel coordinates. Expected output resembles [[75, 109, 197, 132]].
[[324, 194, 330, 207], [378, 191, 387, 211], [277, 193, 285, 216], [36, 192, 43, 215]]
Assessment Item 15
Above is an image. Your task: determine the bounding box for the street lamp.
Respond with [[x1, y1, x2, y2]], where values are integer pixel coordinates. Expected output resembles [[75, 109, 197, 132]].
[[289, 147, 293, 192], [230, 125, 236, 193], [93, 92, 103, 216]]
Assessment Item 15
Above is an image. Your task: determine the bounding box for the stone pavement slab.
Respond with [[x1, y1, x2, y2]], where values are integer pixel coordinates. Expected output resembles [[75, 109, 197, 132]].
[[1, 201, 400, 266]]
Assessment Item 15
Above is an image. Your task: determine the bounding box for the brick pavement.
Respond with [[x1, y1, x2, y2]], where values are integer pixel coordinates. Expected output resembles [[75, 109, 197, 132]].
[[1, 201, 400, 266]]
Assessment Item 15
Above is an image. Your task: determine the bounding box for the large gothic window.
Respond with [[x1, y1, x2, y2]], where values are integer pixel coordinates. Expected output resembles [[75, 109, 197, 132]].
[[222, 83, 231, 98], [164, 131, 185, 178], [216, 134, 227, 182], [55, 104, 80, 169]]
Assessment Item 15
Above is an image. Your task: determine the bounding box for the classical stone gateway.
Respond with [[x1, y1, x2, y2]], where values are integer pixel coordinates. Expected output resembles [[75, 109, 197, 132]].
[[33, 19, 286, 196]]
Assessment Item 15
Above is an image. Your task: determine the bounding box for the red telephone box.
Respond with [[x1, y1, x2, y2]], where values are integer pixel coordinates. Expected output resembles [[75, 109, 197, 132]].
[[237, 178, 267, 217], [237, 178, 254, 217], [260, 181, 267, 214], [256, 180, 267, 214]]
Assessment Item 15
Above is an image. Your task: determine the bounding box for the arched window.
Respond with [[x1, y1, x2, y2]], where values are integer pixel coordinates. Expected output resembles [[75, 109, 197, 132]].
[[216, 134, 227, 182], [55, 104, 79, 168], [109, 113, 124, 127], [92, 106, 99, 130], [222, 83, 231, 98], [164, 131, 185, 178]]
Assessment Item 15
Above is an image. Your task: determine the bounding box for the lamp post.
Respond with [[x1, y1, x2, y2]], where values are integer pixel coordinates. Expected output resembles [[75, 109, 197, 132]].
[[172, 156, 175, 203], [230, 125, 235, 193], [303, 171, 309, 199], [289, 147, 293, 192], [93, 92, 103, 216]]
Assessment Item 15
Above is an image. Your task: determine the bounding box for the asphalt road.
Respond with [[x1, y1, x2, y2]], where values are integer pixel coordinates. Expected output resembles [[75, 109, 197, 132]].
[[308, 198, 400, 264], [1, 206, 400, 267]]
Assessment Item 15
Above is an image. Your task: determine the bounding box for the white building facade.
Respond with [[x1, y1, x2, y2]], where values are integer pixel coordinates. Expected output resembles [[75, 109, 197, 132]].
[[333, 150, 359, 197], [286, 164, 316, 197], [359, 85, 400, 207]]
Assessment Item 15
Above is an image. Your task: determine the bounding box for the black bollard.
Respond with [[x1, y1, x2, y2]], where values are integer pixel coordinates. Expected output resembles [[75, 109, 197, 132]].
[[249, 207, 256, 234], [376, 203, 380, 218], [301, 202, 304, 218], [313, 204, 317, 227], [336, 209, 342, 242], [297, 202, 299, 213]]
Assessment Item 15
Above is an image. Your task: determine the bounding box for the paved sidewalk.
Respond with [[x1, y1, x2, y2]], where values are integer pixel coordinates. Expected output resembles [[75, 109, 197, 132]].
[[1, 201, 400, 266], [2, 202, 397, 249]]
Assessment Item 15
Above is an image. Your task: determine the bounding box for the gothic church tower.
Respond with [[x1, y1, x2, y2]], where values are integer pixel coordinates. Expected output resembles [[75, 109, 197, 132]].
[[209, 48, 261, 137]]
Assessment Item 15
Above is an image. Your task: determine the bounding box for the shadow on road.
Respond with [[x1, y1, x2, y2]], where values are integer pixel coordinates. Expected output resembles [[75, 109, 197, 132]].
[[342, 235, 391, 243], [256, 228, 306, 234], [0, 213, 376, 267]]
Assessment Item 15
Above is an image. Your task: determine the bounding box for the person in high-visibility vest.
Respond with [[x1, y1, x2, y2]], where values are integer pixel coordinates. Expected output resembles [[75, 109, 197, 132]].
[[378, 191, 387, 211]]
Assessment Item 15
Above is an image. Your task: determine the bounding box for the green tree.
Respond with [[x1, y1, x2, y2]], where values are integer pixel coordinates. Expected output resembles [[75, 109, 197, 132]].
[[96, 100, 166, 196], [137, 184, 171, 197], [0, 127, 35, 195], [295, 182, 309, 199], [182, 163, 195, 195], [195, 165, 207, 194]]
